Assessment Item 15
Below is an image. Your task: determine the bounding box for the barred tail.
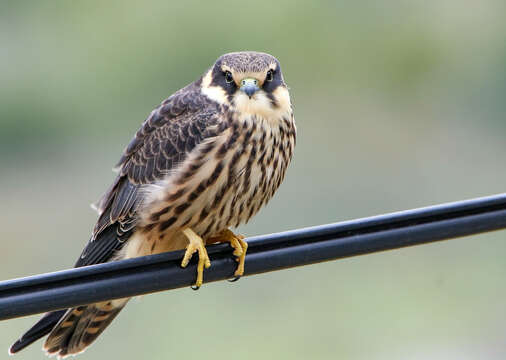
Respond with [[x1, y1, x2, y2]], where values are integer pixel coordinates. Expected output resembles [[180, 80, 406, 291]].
[[9, 310, 67, 354], [43, 300, 127, 358]]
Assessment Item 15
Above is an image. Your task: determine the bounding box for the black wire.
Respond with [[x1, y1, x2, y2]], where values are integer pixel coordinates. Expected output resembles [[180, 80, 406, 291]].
[[1, 193, 505, 321]]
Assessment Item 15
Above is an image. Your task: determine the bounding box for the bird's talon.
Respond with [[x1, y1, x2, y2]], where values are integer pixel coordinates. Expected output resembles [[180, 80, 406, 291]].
[[228, 275, 241, 283], [209, 229, 247, 279], [182, 228, 211, 289]]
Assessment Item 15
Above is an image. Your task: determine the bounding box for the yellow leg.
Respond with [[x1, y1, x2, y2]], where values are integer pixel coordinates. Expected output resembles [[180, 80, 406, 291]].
[[208, 229, 248, 279], [181, 228, 211, 289]]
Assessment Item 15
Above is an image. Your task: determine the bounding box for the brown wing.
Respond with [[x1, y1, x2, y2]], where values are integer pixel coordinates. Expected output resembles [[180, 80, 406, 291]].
[[76, 79, 222, 267], [10, 79, 224, 356]]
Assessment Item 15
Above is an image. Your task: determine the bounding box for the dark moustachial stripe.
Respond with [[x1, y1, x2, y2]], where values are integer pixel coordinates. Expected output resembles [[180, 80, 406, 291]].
[[266, 92, 278, 108], [262, 70, 283, 94]]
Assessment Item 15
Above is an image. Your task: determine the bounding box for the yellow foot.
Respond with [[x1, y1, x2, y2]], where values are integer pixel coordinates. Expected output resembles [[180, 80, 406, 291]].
[[181, 228, 211, 289], [208, 229, 248, 279]]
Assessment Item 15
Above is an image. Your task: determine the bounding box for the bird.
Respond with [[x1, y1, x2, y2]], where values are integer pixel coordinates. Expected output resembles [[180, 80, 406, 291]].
[[9, 51, 296, 358]]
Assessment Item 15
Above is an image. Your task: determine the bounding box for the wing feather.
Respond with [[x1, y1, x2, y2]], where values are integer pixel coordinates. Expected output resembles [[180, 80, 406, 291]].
[[76, 79, 222, 267]]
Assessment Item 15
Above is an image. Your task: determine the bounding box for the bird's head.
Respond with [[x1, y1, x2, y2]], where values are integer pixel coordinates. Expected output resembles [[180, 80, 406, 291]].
[[201, 51, 291, 120]]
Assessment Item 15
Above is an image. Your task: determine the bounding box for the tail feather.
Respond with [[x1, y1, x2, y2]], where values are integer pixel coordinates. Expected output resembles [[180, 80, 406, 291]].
[[9, 310, 66, 354], [43, 300, 127, 358]]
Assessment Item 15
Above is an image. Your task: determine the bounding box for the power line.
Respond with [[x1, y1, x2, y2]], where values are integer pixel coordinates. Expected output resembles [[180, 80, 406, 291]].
[[1, 193, 505, 321]]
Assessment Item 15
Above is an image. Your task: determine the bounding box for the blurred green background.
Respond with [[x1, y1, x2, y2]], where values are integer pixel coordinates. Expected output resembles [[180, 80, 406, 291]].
[[1, 1, 506, 359]]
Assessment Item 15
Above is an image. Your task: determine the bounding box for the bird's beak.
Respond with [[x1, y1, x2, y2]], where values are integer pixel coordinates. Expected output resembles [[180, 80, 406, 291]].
[[240, 78, 260, 98]]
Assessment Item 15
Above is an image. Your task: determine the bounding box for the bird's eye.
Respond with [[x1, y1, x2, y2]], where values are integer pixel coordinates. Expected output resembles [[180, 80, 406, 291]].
[[224, 71, 234, 83], [266, 69, 274, 82]]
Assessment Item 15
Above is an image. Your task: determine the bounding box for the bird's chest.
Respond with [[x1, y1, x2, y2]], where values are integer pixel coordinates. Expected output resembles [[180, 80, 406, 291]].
[[191, 113, 295, 236], [140, 112, 295, 241]]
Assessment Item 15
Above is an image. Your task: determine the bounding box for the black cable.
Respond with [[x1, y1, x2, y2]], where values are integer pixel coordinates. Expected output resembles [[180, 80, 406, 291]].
[[1, 193, 505, 321]]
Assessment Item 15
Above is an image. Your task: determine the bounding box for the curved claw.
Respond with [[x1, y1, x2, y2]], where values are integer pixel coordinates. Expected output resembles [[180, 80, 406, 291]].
[[181, 228, 211, 289], [191, 284, 201, 291], [208, 229, 248, 281], [228, 275, 241, 283]]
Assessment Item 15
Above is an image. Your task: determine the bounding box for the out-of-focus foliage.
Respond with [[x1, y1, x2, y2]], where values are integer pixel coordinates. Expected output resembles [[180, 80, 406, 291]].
[[1, 1, 505, 359]]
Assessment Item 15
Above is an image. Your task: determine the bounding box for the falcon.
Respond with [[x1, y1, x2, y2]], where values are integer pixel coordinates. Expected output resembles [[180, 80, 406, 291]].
[[9, 51, 296, 358]]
